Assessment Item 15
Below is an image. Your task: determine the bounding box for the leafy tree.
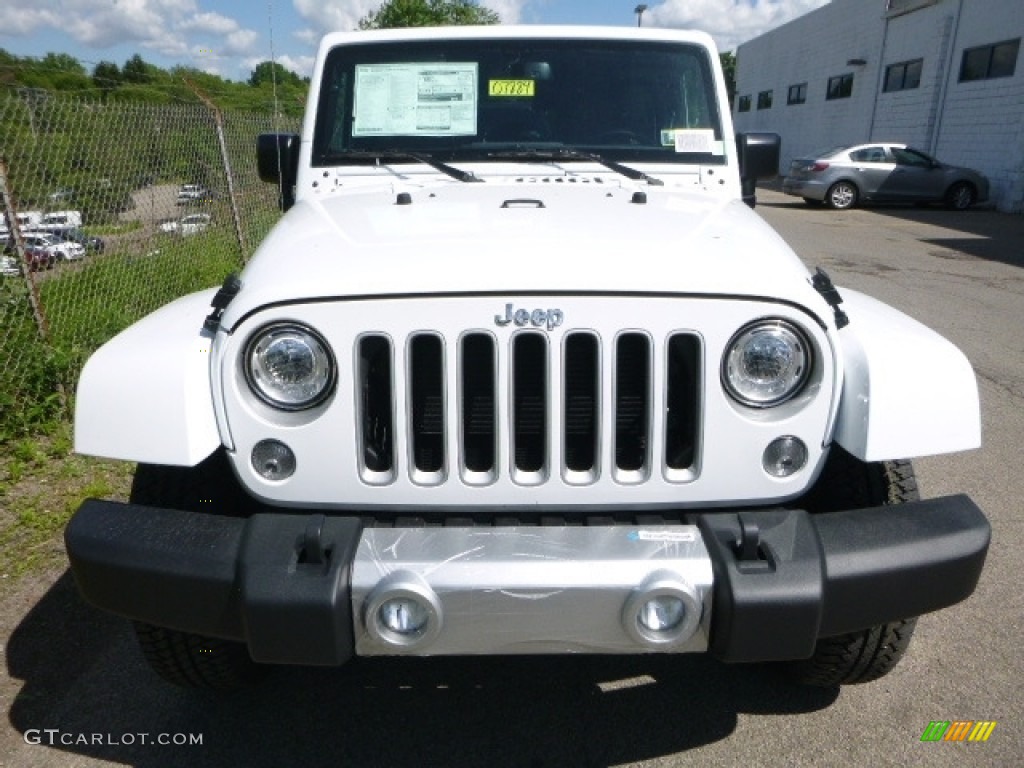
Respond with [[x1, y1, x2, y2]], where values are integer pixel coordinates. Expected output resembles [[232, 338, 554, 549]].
[[42, 53, 85, 75], [719, 51, 736, 107], [248, 60, 304, 88], [91, 60, 121, 99], [359, 0, 500, 29], [122, 54, 154, 84]]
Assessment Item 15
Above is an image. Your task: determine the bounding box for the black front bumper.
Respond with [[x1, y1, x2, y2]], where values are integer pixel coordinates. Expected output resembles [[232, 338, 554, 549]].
[[65, 495, 989, 665]]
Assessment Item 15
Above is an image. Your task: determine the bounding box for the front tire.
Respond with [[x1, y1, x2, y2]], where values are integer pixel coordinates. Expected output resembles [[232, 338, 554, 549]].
[[787, 446, 920, 686], [944, 181, 975, 210], [826, 180, 858, 210], [129, 451, 265, 690]]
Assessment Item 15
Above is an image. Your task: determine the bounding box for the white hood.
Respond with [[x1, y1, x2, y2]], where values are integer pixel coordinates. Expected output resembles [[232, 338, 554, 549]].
[[223, 180, 827, 328]]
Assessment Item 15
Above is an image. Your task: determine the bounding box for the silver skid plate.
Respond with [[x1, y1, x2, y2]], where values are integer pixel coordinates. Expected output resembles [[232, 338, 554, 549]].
[[351, 525, 713, 656]]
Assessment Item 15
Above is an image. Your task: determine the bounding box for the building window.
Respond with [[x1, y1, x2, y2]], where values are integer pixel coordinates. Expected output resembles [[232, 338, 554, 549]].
[[787, 83, 807, 105], [959, 39, 1020, 82], [737, 94, 751, 112], [756, 90, 773, 110], [883, 59, 923, 92], [826, 73, 854, 100]]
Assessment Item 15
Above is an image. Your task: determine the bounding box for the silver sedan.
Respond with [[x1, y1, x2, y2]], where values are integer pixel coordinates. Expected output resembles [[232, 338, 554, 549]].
[[782, 143, 989, 210]]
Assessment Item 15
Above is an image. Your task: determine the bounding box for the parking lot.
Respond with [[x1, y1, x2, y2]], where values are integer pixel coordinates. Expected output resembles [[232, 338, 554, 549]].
[[2, 190, 1022, 767]]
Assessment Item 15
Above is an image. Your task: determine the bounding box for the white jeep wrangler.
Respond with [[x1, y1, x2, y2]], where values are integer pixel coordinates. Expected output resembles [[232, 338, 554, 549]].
[[67, 26, 989, 690]]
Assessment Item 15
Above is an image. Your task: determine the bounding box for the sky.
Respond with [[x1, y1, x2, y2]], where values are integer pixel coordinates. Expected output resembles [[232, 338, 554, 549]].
[[0, 1, 829, 81]]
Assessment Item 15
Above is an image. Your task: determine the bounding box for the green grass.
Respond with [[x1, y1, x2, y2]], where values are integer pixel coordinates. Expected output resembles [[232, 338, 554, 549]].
[[0, 426, 135, 585], [0, 230, 243, 441]]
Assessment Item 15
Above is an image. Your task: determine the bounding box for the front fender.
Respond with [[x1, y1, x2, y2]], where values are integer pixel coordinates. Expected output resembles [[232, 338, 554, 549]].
[[834, 289, 980, 462], [74, 289, 220, 466]]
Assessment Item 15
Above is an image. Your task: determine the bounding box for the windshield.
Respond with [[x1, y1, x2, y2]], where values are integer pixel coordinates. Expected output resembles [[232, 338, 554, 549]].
[[313, 38, 724, 166]]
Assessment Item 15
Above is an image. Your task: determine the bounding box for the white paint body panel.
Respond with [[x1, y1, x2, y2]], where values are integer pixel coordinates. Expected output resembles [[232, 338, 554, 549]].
[[74, 289, 220, 466], [834, 289, 981, 461]]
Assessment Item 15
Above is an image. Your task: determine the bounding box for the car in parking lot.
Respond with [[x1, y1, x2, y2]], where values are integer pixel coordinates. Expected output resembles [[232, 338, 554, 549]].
[[22, 232, 86, 261], [159, 212, 211, 236], [1, 238, 57, 271], [176, 184, 213, 204], [45, 226, 105, 253], [783, 143, 989, 210]]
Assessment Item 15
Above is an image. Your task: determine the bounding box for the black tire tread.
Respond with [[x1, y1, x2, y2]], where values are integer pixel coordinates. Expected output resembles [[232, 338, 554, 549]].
[[129, 450, 263, 690], [787, 446, 920, 686], [134, 622, 265, 691], [791, 618, 918, 686]]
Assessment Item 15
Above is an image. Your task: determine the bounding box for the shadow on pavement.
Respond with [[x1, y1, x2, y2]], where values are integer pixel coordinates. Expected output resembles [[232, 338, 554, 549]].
[[756, 185, 1024, 270], [7, 571, 838, 767]]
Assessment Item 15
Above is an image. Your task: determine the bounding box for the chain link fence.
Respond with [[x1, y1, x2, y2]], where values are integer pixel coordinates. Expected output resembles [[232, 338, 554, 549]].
[[0, 91, 298, 440]]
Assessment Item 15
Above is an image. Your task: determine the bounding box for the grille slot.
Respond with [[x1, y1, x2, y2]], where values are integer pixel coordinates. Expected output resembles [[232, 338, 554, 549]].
[[666, 333, 701, 472], [512, 333, 548, 479], [564, 332, 599, 474], [358, 335, 394, 479], [461, 333, 497, 478], [614, 333, 652, 478], [409, 334, 445, 477]]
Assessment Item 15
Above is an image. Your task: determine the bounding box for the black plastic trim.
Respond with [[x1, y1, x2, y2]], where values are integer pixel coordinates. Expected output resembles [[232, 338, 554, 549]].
[[699, 495, 990, 662], [66, 493, 988, 667], [66, 500, 363, 666]]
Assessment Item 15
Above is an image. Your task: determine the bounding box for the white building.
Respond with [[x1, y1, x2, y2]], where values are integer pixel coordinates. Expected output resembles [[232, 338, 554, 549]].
[[733, 0, 1023, 213]]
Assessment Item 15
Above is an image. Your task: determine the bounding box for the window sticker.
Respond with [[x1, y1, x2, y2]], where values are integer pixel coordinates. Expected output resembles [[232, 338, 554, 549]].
[[353, 63, 478, 137], [673, 129, 716, 153], [488, 79, 536, 97]]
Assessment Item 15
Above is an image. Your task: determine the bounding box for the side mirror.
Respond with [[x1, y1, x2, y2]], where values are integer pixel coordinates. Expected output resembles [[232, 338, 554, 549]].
[[736, 132, 781, 208], [257, 133, 300, 211]]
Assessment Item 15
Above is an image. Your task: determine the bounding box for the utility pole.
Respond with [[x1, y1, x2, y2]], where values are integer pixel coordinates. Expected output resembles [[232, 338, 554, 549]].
[[634, 4, 648, 27]]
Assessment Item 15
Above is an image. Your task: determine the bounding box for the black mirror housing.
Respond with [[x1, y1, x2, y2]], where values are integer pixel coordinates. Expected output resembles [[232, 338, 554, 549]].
[[257, 133, 300, 211], [736, 132, 781, 208]]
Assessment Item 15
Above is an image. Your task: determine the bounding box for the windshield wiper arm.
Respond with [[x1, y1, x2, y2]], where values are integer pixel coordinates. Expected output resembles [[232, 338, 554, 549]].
[[324, 150, 482, 183], [487, 148, 663, 186]]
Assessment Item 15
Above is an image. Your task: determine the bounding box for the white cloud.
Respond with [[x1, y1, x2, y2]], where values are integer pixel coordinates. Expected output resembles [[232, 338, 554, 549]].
[[179, 11, 242, 36], [0, 0, 266, 78], [291, 0, 528, 36], [275, 54, 316, 79], [647, 0, 830, 52], [482, 0, 528, 23], [224, 29, 260, 55], [292, 0, 379, 33], [0, 8, 62, 36]]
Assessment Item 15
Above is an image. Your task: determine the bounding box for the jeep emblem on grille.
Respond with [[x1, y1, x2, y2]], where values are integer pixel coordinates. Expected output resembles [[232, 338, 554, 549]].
[[494, 303, 564, 331]]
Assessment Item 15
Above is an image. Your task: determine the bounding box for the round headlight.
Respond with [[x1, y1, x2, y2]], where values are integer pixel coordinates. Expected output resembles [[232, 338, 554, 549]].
[[722, 320, 812, 407], [245, 323, 335, 410]]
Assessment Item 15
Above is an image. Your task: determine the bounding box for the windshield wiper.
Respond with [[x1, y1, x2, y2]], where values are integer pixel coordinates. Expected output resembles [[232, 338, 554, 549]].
[[487, 148, 664, 186], [324, 150, 482, 183]]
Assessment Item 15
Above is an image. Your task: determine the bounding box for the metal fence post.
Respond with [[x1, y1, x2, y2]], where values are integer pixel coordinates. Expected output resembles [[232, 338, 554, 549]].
[[0, 156, 51, 342], [185, 80, 247, 261]]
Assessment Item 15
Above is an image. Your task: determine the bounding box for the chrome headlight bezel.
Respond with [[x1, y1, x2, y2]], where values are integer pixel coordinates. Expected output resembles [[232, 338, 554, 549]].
[[721, 319, 814, 408], [243, 322, 336, 411]]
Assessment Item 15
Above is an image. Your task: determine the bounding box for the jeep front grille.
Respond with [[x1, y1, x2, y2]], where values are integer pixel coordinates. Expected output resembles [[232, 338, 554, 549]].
[[355, 330, 701, 487]]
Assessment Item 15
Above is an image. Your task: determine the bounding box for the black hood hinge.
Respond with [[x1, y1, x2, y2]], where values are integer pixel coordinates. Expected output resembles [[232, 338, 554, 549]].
[[811, 267, 849, 329], [203, 273, 243, 333]]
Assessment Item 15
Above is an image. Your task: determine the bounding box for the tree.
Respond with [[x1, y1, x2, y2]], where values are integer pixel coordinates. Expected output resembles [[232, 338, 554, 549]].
[[359, 0, 500, 29], [123, 54, 154, 84], [41, 53, 85, 75], [248, 60, 303, 88], [92, 60, 121, 99], [719, 51, 736, 108]]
